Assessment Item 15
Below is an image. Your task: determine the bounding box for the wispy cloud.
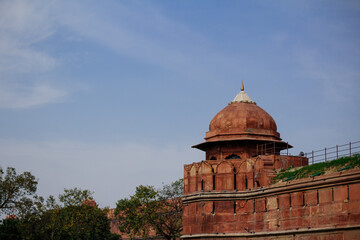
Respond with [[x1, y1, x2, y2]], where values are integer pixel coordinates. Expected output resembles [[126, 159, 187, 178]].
[[0, 0, 233, 109], [0, 81, 67, 109], [54, 1, 237, 81], [0, 0, 57, 72], [0, 0, 65, 109]]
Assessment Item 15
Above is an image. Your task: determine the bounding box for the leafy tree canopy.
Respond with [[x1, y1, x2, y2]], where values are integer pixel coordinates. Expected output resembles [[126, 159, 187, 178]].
[[0, 166, 38, 216], [0, 217, 21, 240], [0, 165, 119, 240], [20, 188, 119, 240], [59, 187, 93, 207], [115, 179, 183, 240]]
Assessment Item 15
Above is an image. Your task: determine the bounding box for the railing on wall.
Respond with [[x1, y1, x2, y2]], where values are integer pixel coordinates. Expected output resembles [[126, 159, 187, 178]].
[[256, 142, 291, 156], [305, 141, 360, 165], [256, 140, 360, 165]]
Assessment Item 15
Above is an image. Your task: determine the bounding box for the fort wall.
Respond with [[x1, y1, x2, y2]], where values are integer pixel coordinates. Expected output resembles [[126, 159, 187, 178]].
[[182, 169, 360, 239]]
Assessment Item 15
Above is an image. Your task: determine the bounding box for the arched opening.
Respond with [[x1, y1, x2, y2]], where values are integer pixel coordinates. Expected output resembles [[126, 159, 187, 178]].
[[201, 179, 204, 191], [233, 168, 237, 190], [225, 154, 241, 160], [245, 176, 248, 190], [212, 168, 216, 190], [210, 156, 217, 160], [212, 174, 216, 190]]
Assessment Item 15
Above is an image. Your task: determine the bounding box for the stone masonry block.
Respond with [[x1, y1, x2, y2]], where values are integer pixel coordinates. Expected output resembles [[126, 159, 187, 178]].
[[279, 208, 291, 219], [255, 198, 266, 212], [334, 185, 348, 202], [267, 196, 278, 210], [291, 206, 304, 218], [305, 190, 318, 206], [246, 199, 254, 213], [235, 200, 247, 213], [348, 201, 360, 213], [203, 201, 212, 214], [217, 201, 233, 214], [349, 183, 360, 201], [319, 188, 332, 205], [291, 191, 304, 206], [278, 194, 290, 209]]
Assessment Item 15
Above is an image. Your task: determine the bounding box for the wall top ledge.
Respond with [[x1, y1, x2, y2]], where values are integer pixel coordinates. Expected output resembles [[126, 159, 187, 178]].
[[183, 169, 360, 203]]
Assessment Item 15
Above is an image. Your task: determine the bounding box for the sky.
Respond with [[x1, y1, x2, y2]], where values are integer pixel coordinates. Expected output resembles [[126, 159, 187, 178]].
[[0, 0, 359, 208]]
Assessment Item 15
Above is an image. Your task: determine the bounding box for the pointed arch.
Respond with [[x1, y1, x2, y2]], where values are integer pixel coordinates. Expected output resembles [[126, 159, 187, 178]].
[[188, 164, 198, 193], [215, 161, 235, 191], [198, 161, 214, 191], [236, 159, 254, 190]]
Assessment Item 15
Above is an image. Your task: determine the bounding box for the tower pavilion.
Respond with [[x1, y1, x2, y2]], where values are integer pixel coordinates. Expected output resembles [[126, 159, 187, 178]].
[[182, 83, 308, 237], [192, 81, 291, 161]]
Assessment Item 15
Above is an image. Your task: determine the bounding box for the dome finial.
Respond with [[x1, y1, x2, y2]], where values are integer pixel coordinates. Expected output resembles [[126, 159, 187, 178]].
[[231, 80, 255, 104]]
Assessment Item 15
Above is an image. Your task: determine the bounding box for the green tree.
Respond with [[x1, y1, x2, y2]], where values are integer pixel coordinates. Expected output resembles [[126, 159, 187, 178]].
[[20, 188, 119, 240], [115, 185, 158, 239], [153, 179, 183, 240], [115, 179, 183, 240], [0, 166, 38, 216], [20, 195, 62, 240], [0, 217, 21, 240], [57, 205, 116, 240], [59, 187, 93, 207]]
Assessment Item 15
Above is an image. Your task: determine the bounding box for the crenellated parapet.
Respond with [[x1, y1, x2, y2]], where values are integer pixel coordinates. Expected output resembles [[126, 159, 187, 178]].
[[184, 155, 308, 195]]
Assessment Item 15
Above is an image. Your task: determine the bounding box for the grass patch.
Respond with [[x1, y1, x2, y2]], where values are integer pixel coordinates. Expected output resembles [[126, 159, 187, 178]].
[[272, 154, 360, 183]]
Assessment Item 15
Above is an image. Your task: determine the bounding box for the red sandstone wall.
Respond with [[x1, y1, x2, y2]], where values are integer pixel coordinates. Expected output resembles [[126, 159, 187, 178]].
[[182, 171, 360, 239]]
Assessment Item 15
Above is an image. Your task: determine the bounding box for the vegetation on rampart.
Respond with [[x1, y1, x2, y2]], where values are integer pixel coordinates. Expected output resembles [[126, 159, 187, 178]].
[[273, 154, 360, 183]]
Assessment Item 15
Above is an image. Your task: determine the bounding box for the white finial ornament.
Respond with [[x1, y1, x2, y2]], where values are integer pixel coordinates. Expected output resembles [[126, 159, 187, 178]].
[[231, 81, 255, 104]]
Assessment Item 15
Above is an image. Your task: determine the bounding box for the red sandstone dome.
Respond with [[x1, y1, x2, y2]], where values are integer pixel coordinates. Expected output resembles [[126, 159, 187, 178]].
[[193, 82, 291, 152], [207, 102, 279, 142]]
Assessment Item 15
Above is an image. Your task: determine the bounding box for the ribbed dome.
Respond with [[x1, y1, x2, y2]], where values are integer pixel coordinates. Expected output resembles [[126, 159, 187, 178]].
[[206, 101, 280, 142], [209, 102, 277, 132]]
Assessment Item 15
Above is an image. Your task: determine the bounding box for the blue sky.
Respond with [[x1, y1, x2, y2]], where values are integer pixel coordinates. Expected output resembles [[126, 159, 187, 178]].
[[0, 0, 359, 208]]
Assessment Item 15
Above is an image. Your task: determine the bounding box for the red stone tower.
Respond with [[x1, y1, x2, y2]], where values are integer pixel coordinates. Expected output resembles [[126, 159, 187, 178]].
[[182, 83, 309, 237]]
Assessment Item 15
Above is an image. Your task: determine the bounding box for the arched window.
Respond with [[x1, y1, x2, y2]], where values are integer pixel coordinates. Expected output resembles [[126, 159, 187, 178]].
[[245, 176, 248, 190], [210, 156, 217, 160], [233, 168, 237, 190], [212, 168, 216, 190], [212, 175, 216, 190], [201, 179, 204, 191], [225, 154, 241, 160]]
